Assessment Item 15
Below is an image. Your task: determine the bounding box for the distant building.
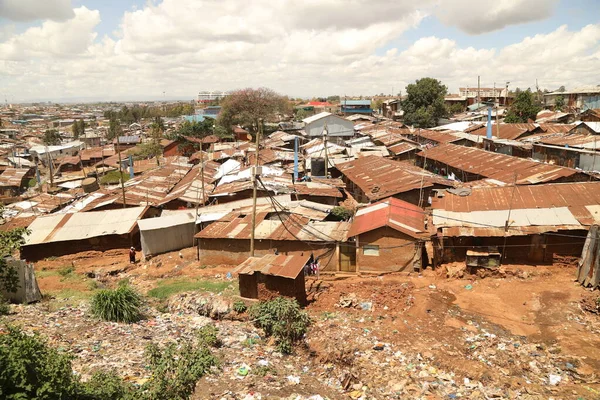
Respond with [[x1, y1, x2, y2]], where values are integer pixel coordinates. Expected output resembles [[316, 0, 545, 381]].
[[197, 91, 229, 103], [544, 86, 600, 111], [458, 87, 511, 106], [341, 99, 373, 115]]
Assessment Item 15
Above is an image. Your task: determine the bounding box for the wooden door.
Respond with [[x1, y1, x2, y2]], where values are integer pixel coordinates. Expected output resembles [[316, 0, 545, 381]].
[[339, 243, 356, 272]]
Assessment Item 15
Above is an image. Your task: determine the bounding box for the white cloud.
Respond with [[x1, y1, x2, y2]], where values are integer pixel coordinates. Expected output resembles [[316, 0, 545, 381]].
[[0, 7, 99, 60], [0, 0, 75, 22], [435, 0, 559, 34], [0, 0, 597, 102]]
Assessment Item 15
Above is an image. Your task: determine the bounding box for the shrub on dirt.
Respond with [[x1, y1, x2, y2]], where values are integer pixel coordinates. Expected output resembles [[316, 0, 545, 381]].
[[197, 324, 221, 348], [0, 324, 218, 400], [233, 300, 247, 313], [91, 284, 143, 323], [81, 370, 135, 400], [0, 325, 80, 399], [0, 295, 9, 316], [249, 297, 310, 354], [142, 338, 217, 400]]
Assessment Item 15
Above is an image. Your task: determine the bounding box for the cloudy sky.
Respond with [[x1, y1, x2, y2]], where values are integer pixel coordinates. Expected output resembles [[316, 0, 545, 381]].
[[0, 0, 599, 102]]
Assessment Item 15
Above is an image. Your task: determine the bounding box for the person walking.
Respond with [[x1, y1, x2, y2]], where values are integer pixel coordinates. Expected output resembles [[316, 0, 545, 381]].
[[129, 247, 136, 264]]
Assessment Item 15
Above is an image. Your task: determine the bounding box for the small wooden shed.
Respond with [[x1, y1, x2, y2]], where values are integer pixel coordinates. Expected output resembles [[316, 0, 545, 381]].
[[233, 254, 310, 305]]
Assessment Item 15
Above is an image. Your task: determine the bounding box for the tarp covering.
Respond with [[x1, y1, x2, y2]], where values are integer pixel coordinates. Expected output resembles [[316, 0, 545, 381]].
[[139, 212, 196, 257]]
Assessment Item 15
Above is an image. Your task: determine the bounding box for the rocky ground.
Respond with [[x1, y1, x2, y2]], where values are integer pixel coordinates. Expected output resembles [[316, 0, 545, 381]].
[[2, 249, 600, 399]]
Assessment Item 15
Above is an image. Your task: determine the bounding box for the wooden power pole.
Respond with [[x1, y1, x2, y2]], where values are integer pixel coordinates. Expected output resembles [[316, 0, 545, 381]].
[[250, 119, 263, 257], [116, 136, 127, 208]]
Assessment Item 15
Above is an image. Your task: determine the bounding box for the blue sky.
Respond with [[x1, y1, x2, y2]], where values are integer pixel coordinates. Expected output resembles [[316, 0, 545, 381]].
[[0, 0, 598, 101]]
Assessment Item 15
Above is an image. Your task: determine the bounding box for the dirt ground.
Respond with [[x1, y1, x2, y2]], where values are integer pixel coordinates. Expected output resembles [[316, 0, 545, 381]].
[[5, 248, 600, 399]]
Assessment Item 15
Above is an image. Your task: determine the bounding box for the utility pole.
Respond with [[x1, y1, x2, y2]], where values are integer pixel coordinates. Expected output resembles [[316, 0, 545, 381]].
[[116, 135, 127, 208], [477, 76, 481, 105], [505, 81, 510, 107], [323, 122, 329, 178], [250, 118, 263, 257], [194, 147, 205, 261], [45, 146, 54, 188]]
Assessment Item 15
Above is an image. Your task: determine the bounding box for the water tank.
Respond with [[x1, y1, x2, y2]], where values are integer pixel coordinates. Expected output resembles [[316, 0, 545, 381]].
[[82, 177, 99, 193]]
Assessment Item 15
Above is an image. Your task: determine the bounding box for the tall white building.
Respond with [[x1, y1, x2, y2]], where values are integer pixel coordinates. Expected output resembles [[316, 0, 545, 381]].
[[197, 91, 229, 103]]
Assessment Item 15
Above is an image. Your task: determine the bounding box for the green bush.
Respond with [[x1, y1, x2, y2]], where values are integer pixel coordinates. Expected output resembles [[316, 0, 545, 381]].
[[58, 265, 75, 277], [81, 370, 135, 400], [232, 300, 247, 313], [331, 206, 353, 221], [0, 325, 218, 400], [0, 295, 9, 316], [28, 178, 38, 188], [249, 297, 310, 354], [142, 339, 217, 400], [197, 324, 221, 348], [0, 325, 80, 399], [91, 285, 143, 323], [100, 171, 130, 185]]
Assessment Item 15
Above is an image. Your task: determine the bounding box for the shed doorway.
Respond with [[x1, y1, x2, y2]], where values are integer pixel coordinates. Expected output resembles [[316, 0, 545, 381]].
[[339, 243, 356, 272]]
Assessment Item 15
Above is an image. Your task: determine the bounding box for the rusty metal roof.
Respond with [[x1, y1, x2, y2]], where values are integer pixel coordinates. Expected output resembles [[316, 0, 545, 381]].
[[348, 197, 426, 238], [233, 253, 311, 279], [388, 142, 418, 156], [469, 124, 540, 140], [195, 212, 349, 242], [411, 129, 464, 144], [418, 143, 590, 184], [0, 168, 31, 188], [24, 206, 148, 245], [431, 181, 600, 236], [338, 155, 454, 202]]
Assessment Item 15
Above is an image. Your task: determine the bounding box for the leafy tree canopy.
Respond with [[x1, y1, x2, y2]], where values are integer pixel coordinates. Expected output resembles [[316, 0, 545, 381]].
[[217, 88, 291, 134], [402, 77, 447, 128], [504, 89, 542, 123], [42, 129, 61, 146]]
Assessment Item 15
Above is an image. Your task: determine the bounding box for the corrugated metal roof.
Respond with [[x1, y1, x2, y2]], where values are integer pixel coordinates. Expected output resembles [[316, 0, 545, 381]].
[[196, 212, 349, 242], [469, 124, 538, 140], [138, 212, 195, 231], [233, 253, 310, 279], [348, 197, 426, 238], [24, 206, 147, 246], [418, 143, 590, 184], [0, 168, 31, 187], [431, 181, 600, 236], [302, 112, 332, 124], [388, 142, 418, 156], [338, 155, 454, 201]]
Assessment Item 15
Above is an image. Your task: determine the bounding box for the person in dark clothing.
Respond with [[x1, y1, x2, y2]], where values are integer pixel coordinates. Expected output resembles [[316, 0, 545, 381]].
[[129, 247, 136, 264]]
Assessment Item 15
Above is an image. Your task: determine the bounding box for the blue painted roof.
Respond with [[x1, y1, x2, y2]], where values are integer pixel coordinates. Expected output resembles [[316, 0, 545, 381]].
[[185, 115, 206, 122], [342, 108, 373, 114], [342, 100, 372, 106]]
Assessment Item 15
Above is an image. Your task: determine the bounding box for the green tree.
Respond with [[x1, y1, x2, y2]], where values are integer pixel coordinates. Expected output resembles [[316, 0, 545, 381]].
[[326, 95, 340, 103], [554, 95, 565, 111], [79, 119, 86, 136], [107, 113, 122, 141], [43, 129, 61, 146], [217, 87, 291, 135], [402, 78, 448, 128], [295, 108, 311, 121], [504, 90, 542, 123], [446, 103, 466, 115], [72, 120, 80, 138]]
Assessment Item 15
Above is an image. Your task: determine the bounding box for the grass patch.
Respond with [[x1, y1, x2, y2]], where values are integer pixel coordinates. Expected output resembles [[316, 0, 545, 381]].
[[100, 171, 130, 185], [91, 285, 143, 323], [51, 288, 93, 301], [147, 279, 235, 300], [35, 269, 59, 278], [58, 265, 75, 277]]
